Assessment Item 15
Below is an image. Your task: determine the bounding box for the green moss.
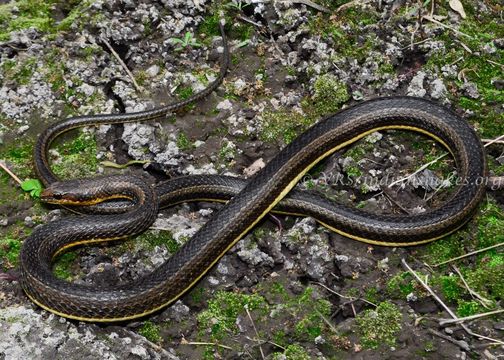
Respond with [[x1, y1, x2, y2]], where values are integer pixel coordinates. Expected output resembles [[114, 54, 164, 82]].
[[293, 289, 332, 340], [364, 287, 380, 304], [0, 236, 21, 269], [56, 0, 95, 32], [344, 165, 362, 179], [272, 344, 311, 360], [0, 140, 35, 179], [423, 199, 503, 316], [386, 272, 416, 299], [197, 290, 267, 340], [136, 230, 179, 253], [52, 252, 77, 280], [51, 130, 99, 179], [424, 15, 503, 138], [465, 261, 503, 303], [0, 0, 93, 42], [456, 300, 484, 317], [2, 56, 38, 87], [176, 132, 192, 151], [134, 70, 148, 87], [436, 275, 463, 303], [139, 321, 162, 344], [259, 110, 314, 144], [356, 301, 402, 349], [302, 74, 349, 118], [258, 78, 347, 145]]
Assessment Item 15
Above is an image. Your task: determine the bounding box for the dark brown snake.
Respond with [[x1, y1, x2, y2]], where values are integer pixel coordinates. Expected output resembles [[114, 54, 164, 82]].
[[19, 22, 487, 322]]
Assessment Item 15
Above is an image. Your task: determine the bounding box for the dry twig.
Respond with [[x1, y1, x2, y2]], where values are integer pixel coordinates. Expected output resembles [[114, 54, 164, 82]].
[[388, 153, 448, 188], [244, 305, 265, 360], [101, 36, 142, 93], [431, 242, 504, 267], [422, 15, 474, 39], [312, 281, 377, 307], [427, 328, 471, 351], [180, 339, 233, 351], [0, 160, 22, 185], [483, 134, 504, 148], [439, 309, 504, 326], [452, 265, 493, 308], [402, 259, 504, 346]]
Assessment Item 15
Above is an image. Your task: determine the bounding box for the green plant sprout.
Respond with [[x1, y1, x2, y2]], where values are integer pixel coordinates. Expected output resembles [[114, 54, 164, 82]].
[[169, 32, 202, 51], [225, 0, 251, 11], [20, 179, 43, 198]]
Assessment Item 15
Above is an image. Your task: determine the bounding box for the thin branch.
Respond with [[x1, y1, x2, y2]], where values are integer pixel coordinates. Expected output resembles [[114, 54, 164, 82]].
[[336, 0, 371, 13], [382, 190, 413, 214], [452, 265, 493, 308], [402, 259, 504, 346], [101, 36, 142, 93], [400, 38, 431, 50], [237, 15, 265, 29], [127, 330, 175, 358], [439, 309, 504, 326], [312, 281, 377, 307], [427, 328, 471, 351], [403, 259, 457, 318], [422, 15, 474, 39], [180, 340, 233, 351], [431, 242, 504, 267], [0, 160, 22, 185], [388, 153, 448, 188], [481, 139, 504, 145], [292, 0, 332, 13], [314, 308, 339, 333], [483, 134, 504, 148], [244, 305, 265, 360], [486, 59, 504, 69]]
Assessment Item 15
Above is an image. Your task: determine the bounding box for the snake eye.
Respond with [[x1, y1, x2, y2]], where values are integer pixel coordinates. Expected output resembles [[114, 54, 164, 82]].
[[53, 193, 63, 200]]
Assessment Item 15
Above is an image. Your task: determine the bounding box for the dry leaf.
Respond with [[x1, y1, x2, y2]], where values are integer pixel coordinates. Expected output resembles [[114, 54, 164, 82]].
[[449, 0, 467, 19]]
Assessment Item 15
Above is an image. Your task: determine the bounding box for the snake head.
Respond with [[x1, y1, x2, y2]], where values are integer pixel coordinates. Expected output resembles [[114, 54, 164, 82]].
[[41, 181, 83, 205]]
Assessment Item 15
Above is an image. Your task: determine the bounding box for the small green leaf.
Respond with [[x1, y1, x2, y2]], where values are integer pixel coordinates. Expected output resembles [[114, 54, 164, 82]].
[[20, 179, 43, 198], [169, 38, 184, 44]]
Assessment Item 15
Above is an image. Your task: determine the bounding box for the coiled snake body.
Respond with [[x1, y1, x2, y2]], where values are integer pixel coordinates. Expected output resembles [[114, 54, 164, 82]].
[[19, 23, 487, 322]]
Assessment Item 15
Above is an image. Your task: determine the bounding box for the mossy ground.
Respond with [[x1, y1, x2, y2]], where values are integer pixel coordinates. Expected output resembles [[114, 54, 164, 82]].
[[187, 282, 354, 358], [0, 1, 502, 358], [0, 0, 98, 42]]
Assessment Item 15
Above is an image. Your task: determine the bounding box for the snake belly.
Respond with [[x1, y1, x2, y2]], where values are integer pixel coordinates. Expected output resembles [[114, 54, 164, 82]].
[[19, 97, 486, 322]]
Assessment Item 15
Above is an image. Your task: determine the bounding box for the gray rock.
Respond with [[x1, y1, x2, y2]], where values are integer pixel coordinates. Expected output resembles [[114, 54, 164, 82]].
[[146, 64, 161, 77], [407, 71, 427, 97], [0, 306, 179, 359], [430, 78, 448, 100], [460, 81, 480, 99]]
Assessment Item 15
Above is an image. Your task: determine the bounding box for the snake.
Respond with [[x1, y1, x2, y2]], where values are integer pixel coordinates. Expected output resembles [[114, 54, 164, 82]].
[[19, 22, 487, 322]]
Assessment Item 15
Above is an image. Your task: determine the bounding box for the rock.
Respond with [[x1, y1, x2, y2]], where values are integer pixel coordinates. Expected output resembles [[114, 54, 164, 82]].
[[17, 125, 29, 134], [460, 81, 480, 99], [216, 99, 233, 111], [146, 64, 160, 77], [78, 83, 95, 97], [0, 306, 179, 359], [407, 71, 427, 97], [236, 235, 274, 267], [430, 78, 448, 100]]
